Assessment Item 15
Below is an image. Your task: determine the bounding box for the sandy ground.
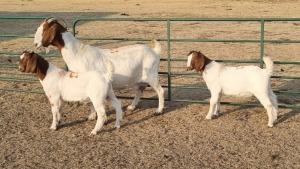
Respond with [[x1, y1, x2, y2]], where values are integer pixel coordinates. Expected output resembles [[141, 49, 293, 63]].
[[1, 0, 300, 168]]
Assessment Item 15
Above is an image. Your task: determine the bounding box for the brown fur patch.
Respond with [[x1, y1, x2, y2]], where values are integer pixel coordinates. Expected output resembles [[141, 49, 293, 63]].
[[19, 52, 49, 80], [41, 20, 67, 51], [189, 51, 212, 72]]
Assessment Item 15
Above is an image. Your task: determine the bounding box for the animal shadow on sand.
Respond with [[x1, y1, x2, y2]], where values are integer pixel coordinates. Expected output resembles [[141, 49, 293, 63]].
[[274, 79, 300, 125], [105, 81, 211, 129]]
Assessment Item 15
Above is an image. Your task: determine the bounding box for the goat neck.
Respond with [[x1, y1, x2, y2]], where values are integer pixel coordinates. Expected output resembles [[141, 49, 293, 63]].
[[47, 22, 66, 51], [200, 52, 213, 72], [33, 55, 49, 81]]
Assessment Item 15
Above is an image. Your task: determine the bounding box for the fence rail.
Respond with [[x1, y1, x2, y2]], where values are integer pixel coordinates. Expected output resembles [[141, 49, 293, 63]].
[[1, 16, 300, 109]]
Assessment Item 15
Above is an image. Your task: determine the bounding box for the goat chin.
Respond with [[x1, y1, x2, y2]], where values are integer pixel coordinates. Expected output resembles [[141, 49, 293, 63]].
[[36, 46, 50, 54]]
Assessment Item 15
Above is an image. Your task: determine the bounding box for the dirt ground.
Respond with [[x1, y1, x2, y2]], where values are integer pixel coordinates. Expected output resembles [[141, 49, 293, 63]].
[[1, 0, 300, 168]]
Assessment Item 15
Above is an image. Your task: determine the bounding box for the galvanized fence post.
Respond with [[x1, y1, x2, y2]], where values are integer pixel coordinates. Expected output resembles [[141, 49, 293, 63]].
[[167, 19, 172, 101], [260, 19, 265, 68]]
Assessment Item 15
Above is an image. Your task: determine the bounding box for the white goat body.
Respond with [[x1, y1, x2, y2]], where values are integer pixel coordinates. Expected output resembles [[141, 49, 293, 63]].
[[61, 33, 161, 89], [187, 51, 278, 127], [203, 61, 273, 97], [19, 52, 122, 135]]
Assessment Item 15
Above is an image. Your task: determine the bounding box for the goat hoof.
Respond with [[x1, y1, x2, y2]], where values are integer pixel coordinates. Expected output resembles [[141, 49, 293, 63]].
[[214, 111, 220, 116], [50, 125, 57, 130], [154, 111, 162, 115], [205, 116, 212, 120], [127, 105, 135, 111], [90, 130, 97, 135], [114, 121, 121, 128], [104, 120, 109, 125], [268, 124, 274, 127]]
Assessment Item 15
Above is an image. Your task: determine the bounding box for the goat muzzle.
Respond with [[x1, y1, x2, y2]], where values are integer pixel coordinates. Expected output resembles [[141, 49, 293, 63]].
[[18, 66, 25, 72]]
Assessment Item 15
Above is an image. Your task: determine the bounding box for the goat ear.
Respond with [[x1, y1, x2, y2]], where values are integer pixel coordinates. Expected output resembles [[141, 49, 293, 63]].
[[25, 54, 38, 73], [42, 24, 57, 47], [194, 52, 205, 72]]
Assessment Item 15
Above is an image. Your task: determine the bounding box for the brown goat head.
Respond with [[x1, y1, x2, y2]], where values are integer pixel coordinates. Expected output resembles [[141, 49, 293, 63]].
[[19, 51, 49, 80], [19, 51, 38, 73], [186, 51, 212, 72], [34, 19, 66, 50]]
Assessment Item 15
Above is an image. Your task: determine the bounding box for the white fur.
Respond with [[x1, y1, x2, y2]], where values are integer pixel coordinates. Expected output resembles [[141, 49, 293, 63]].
[[34, 22, 164, 114], [187, 54, 193, 67], [38, 62, 121, 135], [187, 54, 278, 127]]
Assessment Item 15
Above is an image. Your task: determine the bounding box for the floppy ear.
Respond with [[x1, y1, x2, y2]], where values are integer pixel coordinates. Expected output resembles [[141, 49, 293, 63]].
[[194, 52, 205, 72], [25, 53, 38, 73], [41, 24, 58, 47]]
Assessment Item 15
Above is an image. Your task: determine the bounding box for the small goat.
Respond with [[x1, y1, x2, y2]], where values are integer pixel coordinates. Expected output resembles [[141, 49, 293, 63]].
[[18, 51, 122, 135], [34, 18, 164, 115], [187, 51, 278, 127]]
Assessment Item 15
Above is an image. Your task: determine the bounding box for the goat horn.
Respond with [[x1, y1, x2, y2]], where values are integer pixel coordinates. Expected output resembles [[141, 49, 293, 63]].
[[46, 17, 68, 29], [45, 17, 54, 22]]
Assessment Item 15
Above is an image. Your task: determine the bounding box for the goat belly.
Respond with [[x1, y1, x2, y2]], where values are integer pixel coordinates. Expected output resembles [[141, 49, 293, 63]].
[[222, 89, 253, 97], [60, 90, 90, 102], [220, 80, 253, 97], [111, 73, 141, 89]]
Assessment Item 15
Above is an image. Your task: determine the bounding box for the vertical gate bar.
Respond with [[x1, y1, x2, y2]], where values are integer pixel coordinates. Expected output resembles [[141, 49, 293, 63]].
[[167, 20, 171, 101], [260, 19, 265, 68]]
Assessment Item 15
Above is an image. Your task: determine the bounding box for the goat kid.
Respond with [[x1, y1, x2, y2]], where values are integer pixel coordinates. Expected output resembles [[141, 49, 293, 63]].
[[33, 18, 164, 115], [186, 51, 278, 127], [18, 51, 122, 135]]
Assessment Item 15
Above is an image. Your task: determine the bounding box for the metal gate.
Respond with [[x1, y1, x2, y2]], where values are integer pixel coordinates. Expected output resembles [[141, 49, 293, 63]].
[[1, 17, 299, 108]]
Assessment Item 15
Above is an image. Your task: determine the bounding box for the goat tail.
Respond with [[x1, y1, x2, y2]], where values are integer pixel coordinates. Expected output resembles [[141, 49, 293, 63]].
[[104, 58, 115, 82], [263, 57, 274, 76], [149, 39, 161, 55]]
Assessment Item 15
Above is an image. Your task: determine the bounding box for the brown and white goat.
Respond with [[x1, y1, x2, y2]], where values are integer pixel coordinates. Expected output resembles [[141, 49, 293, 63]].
[[34, 18, 164, 115], [187, 51, 278, 127], [18, 51, 122, 135]]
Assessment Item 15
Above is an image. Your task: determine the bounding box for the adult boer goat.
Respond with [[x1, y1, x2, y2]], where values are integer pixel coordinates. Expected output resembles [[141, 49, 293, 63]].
[[34, 18, 164, 115], [186, 51, 278, 127], [18, 51, 122, 135]]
